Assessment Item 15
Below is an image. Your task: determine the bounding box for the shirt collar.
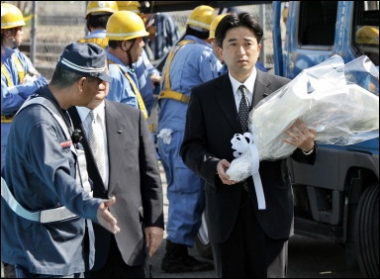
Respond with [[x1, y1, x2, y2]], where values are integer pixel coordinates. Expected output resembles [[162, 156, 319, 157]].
[[229, 68, 257, 95], [107, 52, 134, 73], [184, 35, 212, 47], [86, 29, 107, 39], [77, 101, 105, 123]]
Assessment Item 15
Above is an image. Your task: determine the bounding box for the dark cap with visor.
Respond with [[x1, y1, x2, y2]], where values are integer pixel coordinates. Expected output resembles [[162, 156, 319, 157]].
[[57, 42, 112, 82]]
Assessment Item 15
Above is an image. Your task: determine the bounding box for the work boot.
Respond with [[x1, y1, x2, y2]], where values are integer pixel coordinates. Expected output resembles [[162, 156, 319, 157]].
[[161, 240, 214, 273]]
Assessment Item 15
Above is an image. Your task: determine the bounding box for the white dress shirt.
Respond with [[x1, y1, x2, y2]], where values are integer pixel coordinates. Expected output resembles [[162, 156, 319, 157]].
[[77, 102, 109, 188], [229, 68, 257, 111]]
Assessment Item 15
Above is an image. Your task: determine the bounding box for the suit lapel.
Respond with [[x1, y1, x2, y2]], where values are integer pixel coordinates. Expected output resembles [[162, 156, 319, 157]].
[[214, 72, 273, 132], [252, 70, 272, 108], [68, 107, 107, 198], [214, 75, 242, 131], [104, 100, 124, 194]]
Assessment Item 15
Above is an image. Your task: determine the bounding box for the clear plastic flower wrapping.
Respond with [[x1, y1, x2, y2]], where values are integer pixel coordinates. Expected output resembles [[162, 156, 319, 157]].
[[249, 54, 379, 161]]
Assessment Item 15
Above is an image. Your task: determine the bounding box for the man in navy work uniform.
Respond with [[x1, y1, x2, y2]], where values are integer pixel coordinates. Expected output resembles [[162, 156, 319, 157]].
[[1, 42, 120, 278]]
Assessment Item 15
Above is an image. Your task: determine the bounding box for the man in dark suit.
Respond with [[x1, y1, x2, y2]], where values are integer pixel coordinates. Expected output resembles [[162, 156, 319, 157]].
[[180, 13, 317, 278], [68, 66, 164, 278]]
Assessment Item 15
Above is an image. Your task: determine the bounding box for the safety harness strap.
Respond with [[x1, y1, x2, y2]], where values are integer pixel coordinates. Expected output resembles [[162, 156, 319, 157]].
[[1, 115, 14, 123], [159, 90, 190, 104], [12, 53, 25, 84], [1, 97, 92, 223], [1, 63, 13, 87], [1, 52, 26, 86], [1, 177, 77, 223], [108, 60, 148, 119], [1, 53, 27, 123], [158, 40, 194, 104]]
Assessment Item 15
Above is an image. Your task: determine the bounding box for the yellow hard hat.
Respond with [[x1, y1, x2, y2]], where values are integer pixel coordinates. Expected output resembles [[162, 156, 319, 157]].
[[186, 5, 216, 31], [106, 10, 149, 41], [86, 1, 119, 18], [1, 3, 26, 30], [356, 26, 379, 45], [116, 1, 141, 13], [209, 13, 229, 39]]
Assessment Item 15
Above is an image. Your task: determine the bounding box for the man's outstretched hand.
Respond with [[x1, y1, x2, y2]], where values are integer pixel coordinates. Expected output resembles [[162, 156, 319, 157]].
[[97, 196, 120, 234]]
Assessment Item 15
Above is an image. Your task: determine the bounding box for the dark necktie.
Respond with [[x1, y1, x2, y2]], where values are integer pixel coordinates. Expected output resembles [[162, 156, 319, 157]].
[[238, 85, 250, 132]]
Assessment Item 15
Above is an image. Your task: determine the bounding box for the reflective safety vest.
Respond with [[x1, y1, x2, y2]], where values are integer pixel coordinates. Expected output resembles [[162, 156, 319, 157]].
[[158, 40, 195, 105], [108, 60, 149, 120], [1, 52, 25, 86], [1, 52, 26, 123], [78, 37, 109, 49], [1, 97, 92, 223]]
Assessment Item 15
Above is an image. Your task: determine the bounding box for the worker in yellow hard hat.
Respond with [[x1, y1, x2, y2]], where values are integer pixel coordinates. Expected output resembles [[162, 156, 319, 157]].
[[105, 10, 150, 120], [157, 5, 222, 273], [78, 1, 118, 49], [1, 2, 27, 50], [356, 25, 379, 45], [355, 25, 379, 65], [1, 2, 47, 163], [118, 1, 180, 60], [115, 1, 162, 117]]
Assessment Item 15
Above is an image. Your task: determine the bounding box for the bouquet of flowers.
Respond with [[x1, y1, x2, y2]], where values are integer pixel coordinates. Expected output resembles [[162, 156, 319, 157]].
[[226, 55, 379, 183], [250, 54, 379, 161]]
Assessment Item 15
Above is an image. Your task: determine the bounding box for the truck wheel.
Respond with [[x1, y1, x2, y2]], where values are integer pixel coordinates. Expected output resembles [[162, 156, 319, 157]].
[[195, 213, 213, 260], [354, 184, 379, 278]]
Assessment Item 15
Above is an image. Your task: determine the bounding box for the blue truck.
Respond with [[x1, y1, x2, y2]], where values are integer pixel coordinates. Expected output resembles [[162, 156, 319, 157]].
[[273, 2, 378, 278]]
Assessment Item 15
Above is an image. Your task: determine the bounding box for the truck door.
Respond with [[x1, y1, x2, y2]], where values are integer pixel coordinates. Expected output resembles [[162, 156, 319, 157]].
[[283, 1, 339, 79]]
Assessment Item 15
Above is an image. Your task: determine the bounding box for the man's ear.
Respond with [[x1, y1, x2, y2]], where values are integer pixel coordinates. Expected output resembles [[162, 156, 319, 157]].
[[2, 29, 13, 40], [216, 46, 223, 60], [121, 40, 132, 51], [256, 43, 262, 59], [77, 77, 86, 94]]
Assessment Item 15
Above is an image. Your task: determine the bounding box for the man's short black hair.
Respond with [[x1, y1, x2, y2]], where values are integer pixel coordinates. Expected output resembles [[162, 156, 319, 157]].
[[215, 12, 263, 48], [87, 13, 112, 30]]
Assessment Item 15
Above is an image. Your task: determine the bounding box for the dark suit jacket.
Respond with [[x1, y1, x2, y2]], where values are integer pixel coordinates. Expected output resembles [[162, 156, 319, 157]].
[[180, 70, 316, 243], [69, 100, 164, 269]]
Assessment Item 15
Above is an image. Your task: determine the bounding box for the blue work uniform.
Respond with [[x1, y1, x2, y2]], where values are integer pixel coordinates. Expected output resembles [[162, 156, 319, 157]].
[[1, 87, 103, 276], [1, 46, 47, 170], [145, 13, 180, 61], [133, 49, 160, 116], [133, 50, 161, 159], [106, 52, 139, 109], [84, 30, 155, 117], [157, 35, 222, 246]]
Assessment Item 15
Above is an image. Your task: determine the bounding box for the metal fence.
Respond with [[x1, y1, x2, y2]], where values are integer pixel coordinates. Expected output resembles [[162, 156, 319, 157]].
[[4, 1, 281, 80]]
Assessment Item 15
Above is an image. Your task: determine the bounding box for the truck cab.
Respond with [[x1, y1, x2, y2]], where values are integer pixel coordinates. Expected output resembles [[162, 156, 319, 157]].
[[273, 2, 379, 278]]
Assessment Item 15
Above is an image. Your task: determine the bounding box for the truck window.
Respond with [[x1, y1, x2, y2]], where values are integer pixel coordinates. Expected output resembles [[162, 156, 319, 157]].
[[353, 1, 379, 65], [299, 1, 338, 46]]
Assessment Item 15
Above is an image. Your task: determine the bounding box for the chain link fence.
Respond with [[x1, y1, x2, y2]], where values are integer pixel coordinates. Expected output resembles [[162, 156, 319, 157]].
[[4, 1, 280, 80]]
